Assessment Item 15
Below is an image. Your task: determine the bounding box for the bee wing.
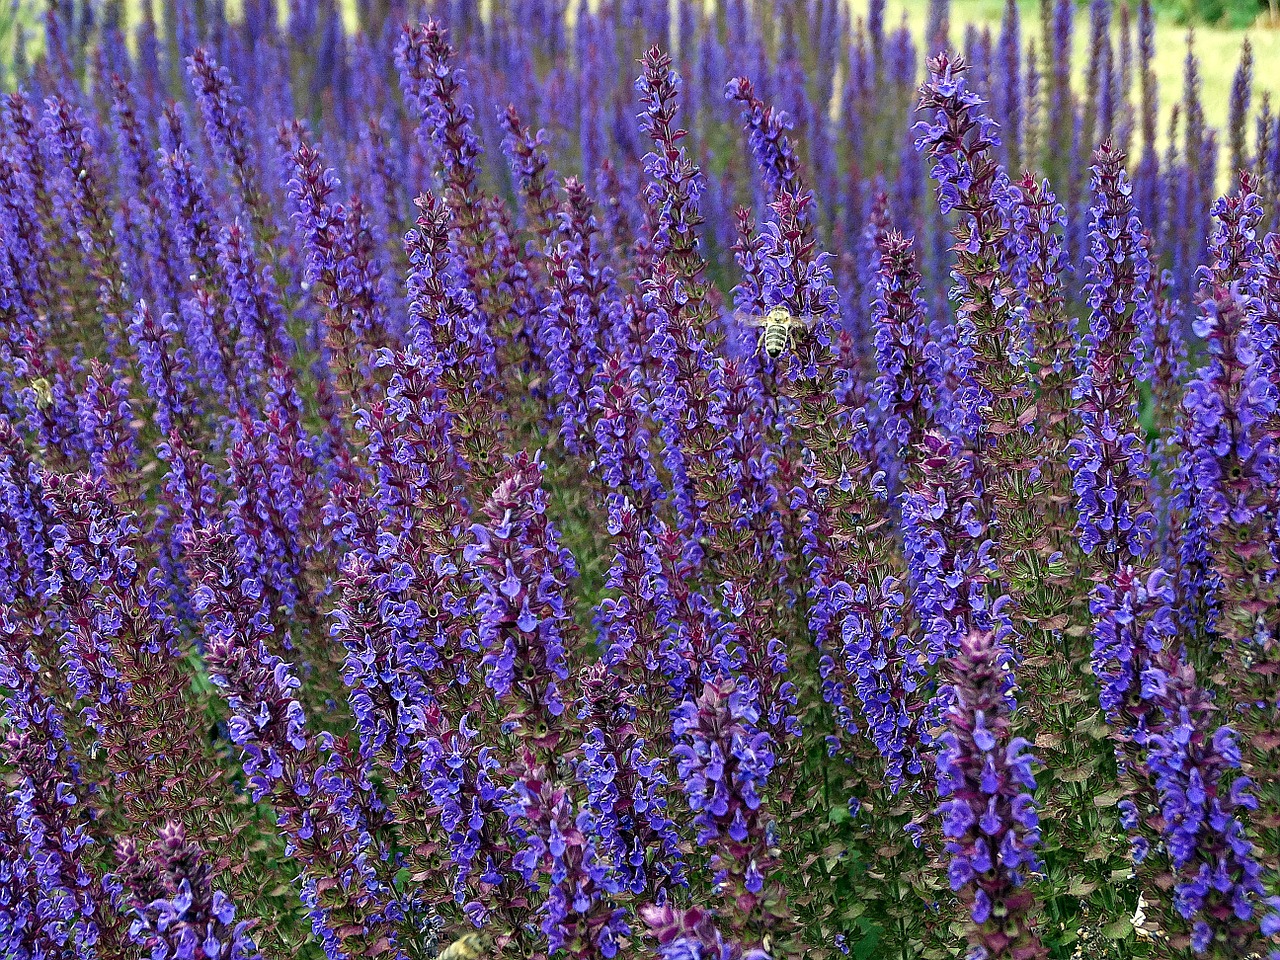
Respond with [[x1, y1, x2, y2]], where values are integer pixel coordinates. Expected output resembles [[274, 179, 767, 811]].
[[732, 310, 769, 328]]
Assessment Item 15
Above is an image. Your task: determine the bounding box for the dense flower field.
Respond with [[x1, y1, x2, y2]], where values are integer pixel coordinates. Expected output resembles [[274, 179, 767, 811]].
[[2, 0, 1280, 958]]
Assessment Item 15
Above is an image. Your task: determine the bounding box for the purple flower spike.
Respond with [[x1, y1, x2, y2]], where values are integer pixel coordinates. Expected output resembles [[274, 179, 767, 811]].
[[936, 629, 1046, 960], [671, 678, 785, 942], [115, 822, 262, 960], [1069, 141, 1156, 572], [466, 451, 577, 750]]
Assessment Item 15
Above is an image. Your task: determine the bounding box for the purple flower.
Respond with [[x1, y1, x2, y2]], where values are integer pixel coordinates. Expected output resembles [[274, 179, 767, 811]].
[[507, 769, 631, 958], [115, 822, 262, 960], [871, 229, 942, 484], [935, 629, 1046, 959], [640, 903, 771, 960], [185, 524, 393, 958], [1069, 141, 1157, 571], [286, 124, 388, 415], [41, 96, 133, 359], [466, 452, 577, 745], [187, 48, 274, 245], [725, 76, 804, 206], [669, 679, 783, 942]]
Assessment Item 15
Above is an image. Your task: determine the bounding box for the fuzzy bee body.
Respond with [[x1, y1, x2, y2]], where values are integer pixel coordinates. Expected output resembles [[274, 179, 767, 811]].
[[738, 306, 817, 359], [436, 932, 492, 960], [28, 377, 53, 410]]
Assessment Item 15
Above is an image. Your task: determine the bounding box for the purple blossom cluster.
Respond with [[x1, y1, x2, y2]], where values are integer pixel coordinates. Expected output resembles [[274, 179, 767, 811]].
[[4, 4, 1280, 960]]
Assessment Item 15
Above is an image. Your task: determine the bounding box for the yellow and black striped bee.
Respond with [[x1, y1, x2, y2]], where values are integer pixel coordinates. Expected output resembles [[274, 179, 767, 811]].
[[436, 932, 493, 960], [737, 306, 818, 359], [28, 377, 53, 410]]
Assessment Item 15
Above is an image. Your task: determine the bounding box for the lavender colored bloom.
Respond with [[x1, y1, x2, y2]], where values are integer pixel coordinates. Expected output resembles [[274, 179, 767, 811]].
[[0, 729, 102, 960], [127, 300, 197, 438], [1069, 141, 1156, 570], [1007, 174, 1077, 513], [671, 679, 782, 940], [115, 822, 262, 960], [575, 663, 683, 897], [914, 53, 1025, 447], [0, 443, 102, 959], [1174, 179, 1273, 650], [1083, 0, 1114, 151], [187, 48, 273, 244], [287, 126, 387, 413], [465, 452, 576, 743], [935, 629, 1046, 959], [725, 76, 804, 206], [1090, 565, 1176, 726], [994, 0, 1021, 171], [1180, 181, 1271, 537], [1228, 40, 1252, 188], [1047, 0, 1074, 155], [1141, 663, 1266, 954], [186, 524, 392, 959], [507, 771, 630, 958], [542, 179, 612, 454], [641, 903, 770, 960], [41, 96, 133, 358], [108, 75, 182, 317], [872, 230, 942, 482], [404, 192, 501, 481]]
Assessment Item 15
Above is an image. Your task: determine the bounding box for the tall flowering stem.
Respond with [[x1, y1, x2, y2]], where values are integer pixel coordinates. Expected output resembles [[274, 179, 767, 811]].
[[43, 472, 199, 815], [1140, 664, 1267, 956], [936, 629, 1046, 960], [500, 106, 560, 251], [187, 48, 276, 250], [397, 20, 532, 396], [574, 663, 683, 900], [872, 229, 942, 489], [0, 436, 109, 958], [914, 54, 1051, 616], [725, 76, 805, 207], [1183, 177, 1280, 890], [186, 524, 397, 960], [542, 179, 610, 455], [755, 190, 890, 750], [1070, 141, 1156, 575], [42, 96, 133, 362], [127, 300, 198, 440], [1007, 174, 1076, 538], [637, 49, 793, 742], [672, 679, 787, 952], [287, 125, 386, 420], [41, 470, 288, 934], [900, 434, 998, 773], [405, 192, 503, 491], [115, 822, 263, 960], [508, 770, 631, 959], [636, 46, 729, 560], [466, 451, 577, 753], [636, 46, 719, 345], [1090, 566, 1264, 950]]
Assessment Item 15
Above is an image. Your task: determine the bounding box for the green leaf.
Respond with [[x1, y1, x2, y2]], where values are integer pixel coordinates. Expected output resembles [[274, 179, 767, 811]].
[[1101, 917, 1135, 940]]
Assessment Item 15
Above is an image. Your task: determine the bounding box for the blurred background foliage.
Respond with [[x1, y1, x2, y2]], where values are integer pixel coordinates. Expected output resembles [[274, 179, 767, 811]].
[[4, 0, 1278, 185]]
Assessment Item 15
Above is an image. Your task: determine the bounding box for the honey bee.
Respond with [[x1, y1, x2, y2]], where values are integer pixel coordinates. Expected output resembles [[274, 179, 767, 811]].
[[28, 377, 53, 410], [737, 306, 818, 359], [436, 932, 493, 960]]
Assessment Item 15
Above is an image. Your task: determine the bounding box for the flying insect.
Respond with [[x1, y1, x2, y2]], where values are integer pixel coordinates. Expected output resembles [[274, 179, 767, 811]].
[[436, 932, 494, 960], [28, 377, 52, 410], [737, 306, 818, 359]]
